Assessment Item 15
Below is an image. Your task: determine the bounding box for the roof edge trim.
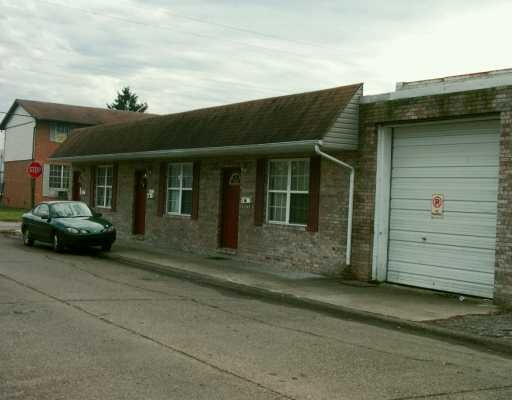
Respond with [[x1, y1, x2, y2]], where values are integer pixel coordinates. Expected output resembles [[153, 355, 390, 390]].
[[51, 140, 324, 162]]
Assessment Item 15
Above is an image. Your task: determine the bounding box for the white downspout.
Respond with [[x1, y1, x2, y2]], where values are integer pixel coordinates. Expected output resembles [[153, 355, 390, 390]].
[[314, 143, 354, 266]]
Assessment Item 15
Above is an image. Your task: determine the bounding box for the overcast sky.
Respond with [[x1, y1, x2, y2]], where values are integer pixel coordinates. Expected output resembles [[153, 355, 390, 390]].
[[1, 0, 512, 120]]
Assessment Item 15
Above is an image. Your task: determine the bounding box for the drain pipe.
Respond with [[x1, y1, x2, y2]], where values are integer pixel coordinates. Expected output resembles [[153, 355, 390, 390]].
[[314, 143, 354, 266]]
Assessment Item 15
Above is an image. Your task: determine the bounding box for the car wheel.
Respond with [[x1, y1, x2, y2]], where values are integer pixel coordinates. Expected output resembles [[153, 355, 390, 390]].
[[101, 242, 112, 252], [23, 229, 34, 246], [53, 232, 64, 253]]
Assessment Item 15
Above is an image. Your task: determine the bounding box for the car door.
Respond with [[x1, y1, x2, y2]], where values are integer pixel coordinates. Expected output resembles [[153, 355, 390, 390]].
[[31, 204, 51, 242], [23, 206, 41, 239]]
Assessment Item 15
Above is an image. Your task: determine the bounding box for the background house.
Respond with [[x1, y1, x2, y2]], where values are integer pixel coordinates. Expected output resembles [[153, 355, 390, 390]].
[[0, 100, 156, 208]]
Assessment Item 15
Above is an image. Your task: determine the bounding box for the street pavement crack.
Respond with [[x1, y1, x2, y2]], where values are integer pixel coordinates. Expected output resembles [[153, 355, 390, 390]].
[[0, 271, 297, 400], [387, 383, 512, 399]]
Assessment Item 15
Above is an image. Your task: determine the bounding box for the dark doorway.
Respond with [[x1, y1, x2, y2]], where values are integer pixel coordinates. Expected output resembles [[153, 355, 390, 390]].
[[220, 168, 241, 249], [72, 171, 81, 201], [133, 170, 147, 235]]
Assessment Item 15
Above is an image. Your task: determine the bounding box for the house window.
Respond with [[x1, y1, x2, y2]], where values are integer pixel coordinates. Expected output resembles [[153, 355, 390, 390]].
[[95, 166, 113, 208], [49, 123, 73, 143], [49, 164, 70, 189], [267, 159, 309, 225], [167, 163, 193, 215]]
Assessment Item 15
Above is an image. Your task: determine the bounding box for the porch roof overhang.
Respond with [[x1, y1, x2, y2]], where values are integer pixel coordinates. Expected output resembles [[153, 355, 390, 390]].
[[50, 139, 334, 162]]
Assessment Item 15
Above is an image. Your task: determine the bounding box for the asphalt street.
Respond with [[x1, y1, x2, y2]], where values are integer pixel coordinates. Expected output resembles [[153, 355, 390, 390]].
[[1, 235, 512, 400]]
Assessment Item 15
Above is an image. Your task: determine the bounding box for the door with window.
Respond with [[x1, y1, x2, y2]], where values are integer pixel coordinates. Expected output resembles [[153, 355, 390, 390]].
[[133, 170, 147, 235], [220, 168, 241, 249], [72, 171, 81, 201]]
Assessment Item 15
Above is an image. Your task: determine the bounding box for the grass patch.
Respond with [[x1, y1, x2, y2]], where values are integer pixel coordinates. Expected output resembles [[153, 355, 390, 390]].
[[0, 206, 26, 222]]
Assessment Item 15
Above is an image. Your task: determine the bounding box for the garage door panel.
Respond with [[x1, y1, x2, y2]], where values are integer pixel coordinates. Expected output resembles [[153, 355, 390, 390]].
[[390, 209, 498, 237], [387, 119, 499, 298], [391, 198, 497, 213], [387, 266, 494, 298], [394, 133, 499, 147], [393, 143, 499, 168], [389, 230, 496, 250], [392, 166, 498, 179], [388, 241, 495, 271], [391, 178, 499, 202]]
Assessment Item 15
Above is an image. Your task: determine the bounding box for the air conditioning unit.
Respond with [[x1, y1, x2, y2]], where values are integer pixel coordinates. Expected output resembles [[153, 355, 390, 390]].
[[56, 190, 68, 200]]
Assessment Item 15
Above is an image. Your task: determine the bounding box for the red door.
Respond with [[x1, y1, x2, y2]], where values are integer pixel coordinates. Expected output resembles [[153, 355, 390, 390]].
[[220, 168, 241, 249], [72, 171, 81, 201], [133, 170, 147, 235]]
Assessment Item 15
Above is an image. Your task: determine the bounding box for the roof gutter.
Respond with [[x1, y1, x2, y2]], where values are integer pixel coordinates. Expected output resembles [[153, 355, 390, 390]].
[[314, 143, 354, 266], [50, 140, 321, 162]]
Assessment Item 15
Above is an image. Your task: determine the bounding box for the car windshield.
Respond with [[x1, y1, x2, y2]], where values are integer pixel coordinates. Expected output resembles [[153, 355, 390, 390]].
[[50, 202, 93, 218]]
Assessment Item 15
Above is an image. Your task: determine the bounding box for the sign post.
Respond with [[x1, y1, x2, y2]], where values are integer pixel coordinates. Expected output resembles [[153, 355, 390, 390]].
[[27, 161, 43, 208]]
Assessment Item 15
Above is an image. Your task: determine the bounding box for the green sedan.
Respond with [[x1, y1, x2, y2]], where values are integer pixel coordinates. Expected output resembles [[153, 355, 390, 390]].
[[21, 201, 116, 252]]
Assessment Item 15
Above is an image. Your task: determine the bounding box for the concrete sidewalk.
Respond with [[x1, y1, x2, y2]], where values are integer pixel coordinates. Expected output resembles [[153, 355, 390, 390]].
[[103, 243, 512, 355], [0, 221, 21, 233]]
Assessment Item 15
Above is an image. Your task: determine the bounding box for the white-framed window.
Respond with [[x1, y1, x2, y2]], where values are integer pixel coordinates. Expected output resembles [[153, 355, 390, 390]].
[[95, 165, 113, 208], [167, 162, 193, 215], [49, 123, 73, 143], [49, 164, 70, 190], [267, 159, 309, 226]]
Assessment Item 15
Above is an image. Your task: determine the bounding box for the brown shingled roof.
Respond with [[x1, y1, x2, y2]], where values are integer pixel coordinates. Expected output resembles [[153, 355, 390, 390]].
[[52, 83, 362, 159], [0, 99, 156, 129]]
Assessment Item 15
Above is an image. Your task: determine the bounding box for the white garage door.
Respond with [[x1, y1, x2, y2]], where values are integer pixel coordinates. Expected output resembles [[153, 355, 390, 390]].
[[388, 119, 500, 298]]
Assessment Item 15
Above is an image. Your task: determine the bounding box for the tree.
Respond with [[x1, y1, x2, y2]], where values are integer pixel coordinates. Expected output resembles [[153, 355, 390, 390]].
[[107, 87, 148, 112]]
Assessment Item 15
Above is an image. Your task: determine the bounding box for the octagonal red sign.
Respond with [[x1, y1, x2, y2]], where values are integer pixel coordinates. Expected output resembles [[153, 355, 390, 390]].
[[27, 161, 43, 178]]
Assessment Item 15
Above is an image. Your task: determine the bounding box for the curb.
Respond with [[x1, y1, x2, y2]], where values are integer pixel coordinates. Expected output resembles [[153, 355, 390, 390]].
[[104, 252, 512, 357]]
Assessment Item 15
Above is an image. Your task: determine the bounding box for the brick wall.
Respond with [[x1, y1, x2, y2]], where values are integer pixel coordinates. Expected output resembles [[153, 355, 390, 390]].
[[2, 160, 32, 209], [357, 86, 512, 304], [77, 153, 354, 276], [33, 122, 71, 203], [496, 111, 512, 305]]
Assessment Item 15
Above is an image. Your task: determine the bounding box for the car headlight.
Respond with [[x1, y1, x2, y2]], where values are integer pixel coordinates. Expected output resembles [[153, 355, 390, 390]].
[[79, 229, 89, 234], [66, 227, 80, 234], [104, 225, 115, 232]]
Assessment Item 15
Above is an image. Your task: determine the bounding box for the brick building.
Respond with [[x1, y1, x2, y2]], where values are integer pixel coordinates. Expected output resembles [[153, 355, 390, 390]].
[[52, 69, 512, 305], [0, 100, 155, 208]]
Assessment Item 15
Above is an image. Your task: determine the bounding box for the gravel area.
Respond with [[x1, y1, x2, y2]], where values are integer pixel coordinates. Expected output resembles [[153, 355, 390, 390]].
[[430, 311, 512, 345]]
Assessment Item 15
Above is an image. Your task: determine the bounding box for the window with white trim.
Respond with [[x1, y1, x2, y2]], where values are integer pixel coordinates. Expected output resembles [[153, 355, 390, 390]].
[[49, 123, 73, 143], [95, 166, 113, 208], [267, 159, 309, 225], [49, 164, 70, 189], [167, 163, 193, 215]]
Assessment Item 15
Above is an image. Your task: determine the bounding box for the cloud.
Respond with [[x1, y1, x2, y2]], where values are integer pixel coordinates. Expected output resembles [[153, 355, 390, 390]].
[[0, 0, 511, 116]]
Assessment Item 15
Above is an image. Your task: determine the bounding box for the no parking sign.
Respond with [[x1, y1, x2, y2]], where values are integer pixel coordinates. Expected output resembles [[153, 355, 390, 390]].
[[432, 193, 444, 216]]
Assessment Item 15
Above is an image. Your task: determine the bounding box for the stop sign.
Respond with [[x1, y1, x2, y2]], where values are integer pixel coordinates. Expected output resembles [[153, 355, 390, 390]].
[[27, 161, 43, 178]]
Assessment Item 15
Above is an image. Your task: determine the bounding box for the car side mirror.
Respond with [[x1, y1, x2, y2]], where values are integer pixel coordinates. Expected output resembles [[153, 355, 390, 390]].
[[41, 214, 49, 220], [94, 212, 103, 217]]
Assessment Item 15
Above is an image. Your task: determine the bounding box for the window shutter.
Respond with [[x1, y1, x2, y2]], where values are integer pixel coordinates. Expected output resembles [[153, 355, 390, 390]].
[[191, 161, 201, 220], [254, 158, 266, 226], [111, 163, 119, 211], [157, 161, 167, 216], [89, 166, 96, 207], [307, 156, 321, 232]]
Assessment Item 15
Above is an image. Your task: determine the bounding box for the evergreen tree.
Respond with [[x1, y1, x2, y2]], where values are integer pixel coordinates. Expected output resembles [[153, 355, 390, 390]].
[[107, 87, 148, 112]]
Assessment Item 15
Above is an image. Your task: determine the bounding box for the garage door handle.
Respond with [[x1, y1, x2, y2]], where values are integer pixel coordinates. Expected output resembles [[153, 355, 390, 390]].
[[422, 237, 427, 241]]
